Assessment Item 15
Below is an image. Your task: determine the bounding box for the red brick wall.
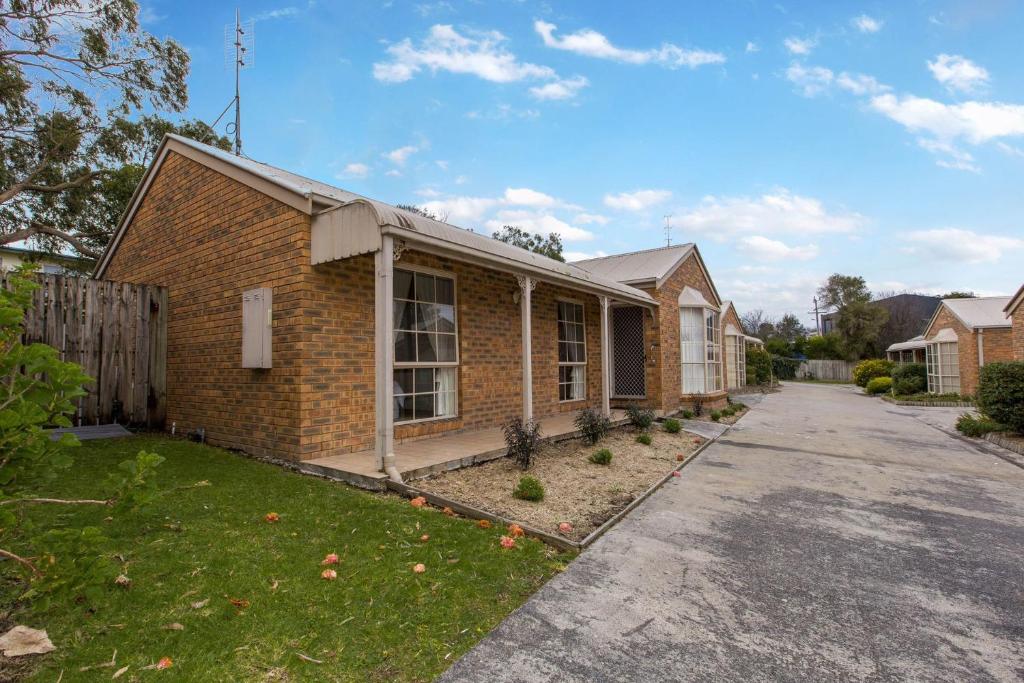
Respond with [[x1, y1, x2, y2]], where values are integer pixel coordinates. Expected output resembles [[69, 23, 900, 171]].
[[102, 152, 311, 459], [1012, 302, 1024, 361], [924, 306, 1014, 396]]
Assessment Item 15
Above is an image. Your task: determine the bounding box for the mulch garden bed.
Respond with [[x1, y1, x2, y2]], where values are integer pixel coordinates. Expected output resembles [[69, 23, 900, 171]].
[[415, 424, 709, 543]]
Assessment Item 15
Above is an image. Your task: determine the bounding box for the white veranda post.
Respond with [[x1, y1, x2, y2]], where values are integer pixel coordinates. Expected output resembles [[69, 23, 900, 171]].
[[517, 275, 535, 423], [600, 296, 611, 417], [375, 235, 397, 475]]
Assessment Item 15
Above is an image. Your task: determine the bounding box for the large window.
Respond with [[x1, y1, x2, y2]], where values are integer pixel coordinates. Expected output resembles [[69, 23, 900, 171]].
[[393, 269, 458, 422], [726, 334, 746, 389], [926, 341, 959, 394], [558, 301, 587, 401], [681, 307, 722, 394]]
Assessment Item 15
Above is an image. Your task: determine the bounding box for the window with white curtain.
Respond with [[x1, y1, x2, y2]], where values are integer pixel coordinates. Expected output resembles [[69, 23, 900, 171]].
[[681, 306, 723, 394], [705, 309, 722, 392], [393, 268, 458, 422], [726, 334, 746, 388], [926, 341, 959, 394], [558, 301, 587, 401]]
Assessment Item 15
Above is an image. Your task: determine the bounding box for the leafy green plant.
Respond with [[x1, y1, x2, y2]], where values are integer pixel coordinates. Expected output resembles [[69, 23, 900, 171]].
[[663, 418, 681, 434], [976, 362, 1024, 434], [892, 363, 927, 396], [710, 410, 722, 422], [574, 408, 610, 445], [853, 359, 895, 387], [589, 449, 613, 465], [681, 410, 694, 419], [0, 267, 163, 605], [625, 404, 654, 430], [865, 376, 893, 395], [956, 413, 1005, 438], [513, 476, 545, 501], [746, 347, 773, 385], [771, 356, 800, 380], [636, 433, 652, 446], [502, 418, 542, 470]]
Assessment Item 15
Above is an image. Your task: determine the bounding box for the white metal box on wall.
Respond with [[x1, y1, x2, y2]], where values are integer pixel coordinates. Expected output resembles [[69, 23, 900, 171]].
[[242, 287, 272, 368]]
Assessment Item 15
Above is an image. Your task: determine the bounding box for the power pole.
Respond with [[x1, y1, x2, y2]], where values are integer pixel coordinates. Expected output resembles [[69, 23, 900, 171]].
[[808, 296, 822, 335]]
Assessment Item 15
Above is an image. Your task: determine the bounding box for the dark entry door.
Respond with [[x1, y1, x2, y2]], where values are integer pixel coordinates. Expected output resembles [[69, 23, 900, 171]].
[[611, 306, 646, 398]]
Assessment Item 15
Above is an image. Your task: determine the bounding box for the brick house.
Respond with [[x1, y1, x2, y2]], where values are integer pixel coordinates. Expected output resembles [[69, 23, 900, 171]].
[[1006, 284, 1024, 361], [573, 245, 730, 411], [922, 297, 1014, 396], [94, 135, 735, 485]]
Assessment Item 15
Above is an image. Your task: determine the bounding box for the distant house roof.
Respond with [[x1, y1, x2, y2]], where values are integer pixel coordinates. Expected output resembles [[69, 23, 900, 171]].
[[95, 135, 655, 307], [571, 244, 721, 304], [928, 296, 1012, 333], [0, 244, 94, 268], [886, 335, 927, 352]]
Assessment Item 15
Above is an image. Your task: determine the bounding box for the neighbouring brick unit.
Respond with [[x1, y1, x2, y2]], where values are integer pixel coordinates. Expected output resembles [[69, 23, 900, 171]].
[[925, 305, 1014, 396]]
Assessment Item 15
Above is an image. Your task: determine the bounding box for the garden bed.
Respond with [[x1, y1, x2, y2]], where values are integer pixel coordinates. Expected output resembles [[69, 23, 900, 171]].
[[985, 432, 1024, 458], [415, 425, 707, 543]]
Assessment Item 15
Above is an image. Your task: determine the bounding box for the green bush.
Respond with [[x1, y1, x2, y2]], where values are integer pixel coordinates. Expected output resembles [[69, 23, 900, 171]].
[[976, 362, 1024, 433], [589, 448, 613, 465], [502, 418, 542, 470], [853, 359, 895, 387], [663, 418, 681, 434], [681, 410, 694, 419], [805, 332, 845, 360], [891, 363, 927, 396], [865, 376, 893, 395], [771, 355, 800, 380], [956, 413, 1005, 438], [513, 475, 545, 501], [625, 404, 654, 430], [710, 410, 722, 422], [635, 433, 652, 446], [574, 408, 610, 445], [746, 347, 772, 385]]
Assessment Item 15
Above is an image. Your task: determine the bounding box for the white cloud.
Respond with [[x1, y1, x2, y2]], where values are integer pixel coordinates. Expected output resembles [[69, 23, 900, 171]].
[[785, 62, 833, 97], [484, 210, 594, 242], [529, 75, 589, 101], [534, 21, 725, 69], [340, 162, 370, 178], [574, 212, 610, 225], [603, 189, 672, 211], [783, 36, 816, 55], [421, 196, 499, 222], [737, 236, 819, 262], [373, 24, 555, 84], [455, 174, 469, 184], [565, 250, 608, 261], [997, 142, 1024, 158], [917, 139, 980, 173], [745, 41, 760, 53], [415, 187, 442, 198], [852, 15, 883, 33], [836, 72, 888, 96], [503, 187, 557, 207], [927, 54, 990, 94], [385, 169, 402, 177], [901, 228, 1024, 264], [465, 104, 541, 120], [384, 145, 419, 166], [254, 6, 300, 21], [675, 189, 865, 238], [435, 160, 449, 170], [868, 94, 1024, 144], [139, 6, 166, 23]]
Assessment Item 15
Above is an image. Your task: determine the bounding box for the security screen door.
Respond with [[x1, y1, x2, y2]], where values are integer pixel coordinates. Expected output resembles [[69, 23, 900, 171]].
[[611, 306, 646, 398]]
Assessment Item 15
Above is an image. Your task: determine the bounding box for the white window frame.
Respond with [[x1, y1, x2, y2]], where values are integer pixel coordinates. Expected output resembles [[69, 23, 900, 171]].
[[393, 264, 459, 424], [726, 333, 746, 389], [681, 305, 723, 394], [557, 299, 587, 402], [926, 341, 960, 394]]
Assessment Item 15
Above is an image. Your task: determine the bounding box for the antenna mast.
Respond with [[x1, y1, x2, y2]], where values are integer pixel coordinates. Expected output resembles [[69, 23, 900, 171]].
[[663, 214, 673, 247], [221, 9, 253, 156]]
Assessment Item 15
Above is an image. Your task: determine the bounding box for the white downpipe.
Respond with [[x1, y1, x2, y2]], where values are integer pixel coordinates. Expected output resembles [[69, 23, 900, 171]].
[[518, 275, 534, 423], [977, 329, 985, 368], [600, 296, 611, 417], [375, 235, 402, 483]]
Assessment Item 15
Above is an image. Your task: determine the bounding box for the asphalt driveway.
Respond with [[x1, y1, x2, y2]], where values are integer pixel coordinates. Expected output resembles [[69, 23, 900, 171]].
[[441, 382, 1024, 682]]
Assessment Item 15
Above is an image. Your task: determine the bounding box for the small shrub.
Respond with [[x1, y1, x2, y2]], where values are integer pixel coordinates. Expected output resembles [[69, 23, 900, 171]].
[[625, 404, 654, 430], [721, 405, 736, 417], [636, 433, 652, 446], [892, 363, 927, 396], [589, 448, 613, 465], [976, 362, 1024, 434], [746, 347, 773, 385], [663, 418, 681, 434], [575, 408, 610, 445], [865, 376, 893, 395], [681, 410, 694, 419], [732, 401, 746, 412], [853, 359, 895, 388], [691, 396, 704, 417], [710, 410, 722, 422], [956, 413, 1005, 438], [771, 356, 800, 380], [502, 418, 542, 471], [513, 476, 545, 501]]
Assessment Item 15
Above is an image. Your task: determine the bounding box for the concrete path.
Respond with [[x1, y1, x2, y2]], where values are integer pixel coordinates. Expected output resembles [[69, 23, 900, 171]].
[[441, 382, 1024, 682]]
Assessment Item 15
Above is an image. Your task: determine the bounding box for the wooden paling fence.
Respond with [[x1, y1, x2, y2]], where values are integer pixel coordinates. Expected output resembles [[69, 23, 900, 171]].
[[796, 359, 856, 382], [5, 273, 167, 427]]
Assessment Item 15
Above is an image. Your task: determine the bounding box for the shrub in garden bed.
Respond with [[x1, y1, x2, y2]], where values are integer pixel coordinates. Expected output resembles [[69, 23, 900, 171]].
[[513, 475, 545, 501], [681, 410, 694, 419], [625, 404, 655, 430], [771, 356, 801, 380], [663, 418, 681, 434], [589, 448, 613, 465], [636, 433, 652, 446], [956, 413, 1005, 437], [976, 362, 1024, 434], [575, 408, 610, 444], [853, 359, 895, 387], [710, 410, 722, 422], [892, 363, 927, 396], [865, 376, 893, 395], [502, 418, 542, 470]]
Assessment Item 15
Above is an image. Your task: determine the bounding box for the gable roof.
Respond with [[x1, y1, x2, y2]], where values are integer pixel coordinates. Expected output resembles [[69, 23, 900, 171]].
[[1005, 283, 1024, 316], [94, 135, 655, 307], [925, 296, 1012, 335], [571, 243, 721, 304]]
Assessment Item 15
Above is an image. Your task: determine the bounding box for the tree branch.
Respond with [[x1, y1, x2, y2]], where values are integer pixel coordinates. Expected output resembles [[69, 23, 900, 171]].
[[20, 169, 107, 194], [0, 548, 42, 579], [0, 497, 111, 506], [0, 221, 103, 259]]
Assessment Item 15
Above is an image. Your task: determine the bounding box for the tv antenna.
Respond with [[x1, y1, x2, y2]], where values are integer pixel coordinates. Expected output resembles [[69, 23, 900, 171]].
[[213, 9, 254, 155], [663, 214, 673, 246]]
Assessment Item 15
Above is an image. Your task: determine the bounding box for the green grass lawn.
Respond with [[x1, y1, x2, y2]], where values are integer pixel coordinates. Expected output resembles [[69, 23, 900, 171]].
[[1, 436, 569, 681]]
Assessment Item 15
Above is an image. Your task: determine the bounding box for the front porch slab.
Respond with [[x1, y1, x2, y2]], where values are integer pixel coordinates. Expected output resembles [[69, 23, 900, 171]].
[[298, 410, 628, 490]]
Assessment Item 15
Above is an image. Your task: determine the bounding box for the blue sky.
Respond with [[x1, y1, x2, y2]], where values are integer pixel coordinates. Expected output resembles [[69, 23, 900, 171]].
[[144, 0, 1024, 325]]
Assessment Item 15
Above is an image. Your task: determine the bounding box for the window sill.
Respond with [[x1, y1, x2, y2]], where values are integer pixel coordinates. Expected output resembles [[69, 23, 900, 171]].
[[395, 414, 459, 426]]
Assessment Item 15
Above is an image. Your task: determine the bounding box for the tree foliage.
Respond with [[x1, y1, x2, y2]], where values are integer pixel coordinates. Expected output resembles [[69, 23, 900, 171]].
[[817, 274, 888, 360], [0, 0, 199, 258], [492, 225, 565, 261]]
